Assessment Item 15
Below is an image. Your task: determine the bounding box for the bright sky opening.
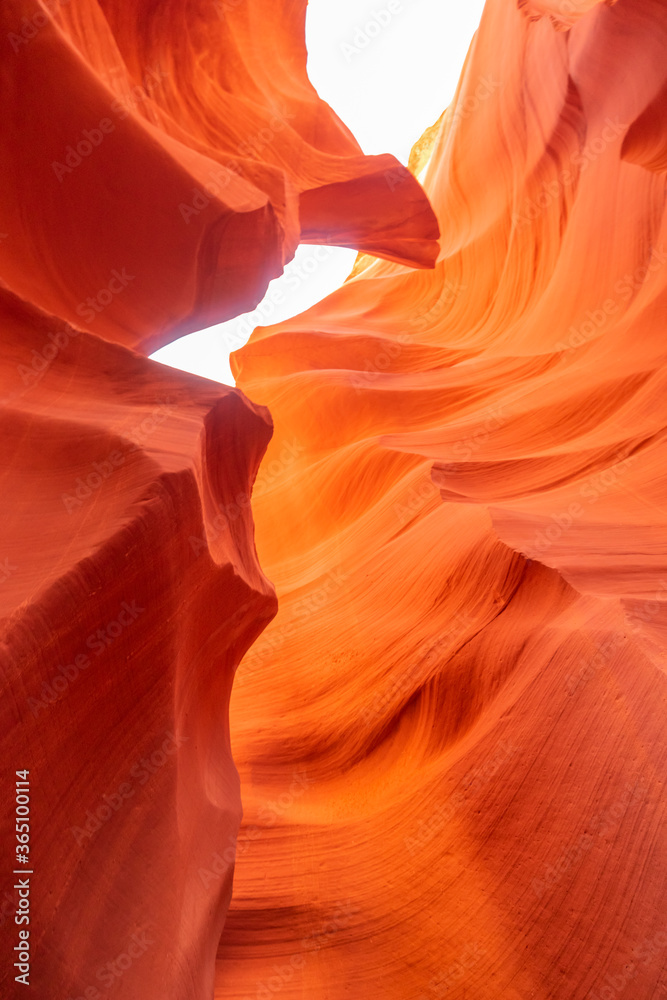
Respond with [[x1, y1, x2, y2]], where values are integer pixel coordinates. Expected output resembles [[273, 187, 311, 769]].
[[151, 1, 485, 385]]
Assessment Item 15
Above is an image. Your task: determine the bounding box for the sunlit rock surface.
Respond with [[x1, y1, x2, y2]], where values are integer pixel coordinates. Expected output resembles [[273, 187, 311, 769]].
[[2, 0, 667, 998], [0, 287, 278, 999], [225, 1, 667, 997], [0, 3, 439, 997], [0, 0, 438, 354]]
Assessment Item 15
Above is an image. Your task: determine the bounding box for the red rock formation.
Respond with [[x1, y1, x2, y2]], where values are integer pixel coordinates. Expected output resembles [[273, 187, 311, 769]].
[[0, 2, 438, 997], [4, 0, 667, 998], [0, 0, 437, 354], [0, 287, 278, 999], [224, 1, 667, 997]]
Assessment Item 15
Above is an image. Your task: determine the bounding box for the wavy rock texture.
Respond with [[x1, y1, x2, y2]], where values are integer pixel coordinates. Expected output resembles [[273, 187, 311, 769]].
[[3, 0, 667, 998], [226, 1, 667, 997], [0, 0, 438, 354], [0, 287, 278, 999], [0, 2, 440, 997]]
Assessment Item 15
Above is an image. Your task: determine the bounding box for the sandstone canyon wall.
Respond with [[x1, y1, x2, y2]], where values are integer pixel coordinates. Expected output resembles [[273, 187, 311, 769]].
[[224, 1, 667, 998], [0, 1, 436, 998], [2, 1, 667, 1000]]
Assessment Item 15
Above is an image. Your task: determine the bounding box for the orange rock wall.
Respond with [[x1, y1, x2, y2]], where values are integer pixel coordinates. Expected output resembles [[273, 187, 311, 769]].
[[0, 2, 436, 997], [0, 0, 437, 353], [2, 0, 667, 998], [225, 1, 667, 997]]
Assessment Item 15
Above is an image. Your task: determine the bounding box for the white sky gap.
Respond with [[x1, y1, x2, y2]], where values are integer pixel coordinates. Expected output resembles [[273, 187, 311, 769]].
[[151, 1, 484, 384]]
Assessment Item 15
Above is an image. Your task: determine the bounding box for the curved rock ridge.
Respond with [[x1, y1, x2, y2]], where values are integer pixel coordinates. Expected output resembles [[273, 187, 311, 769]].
[[225, 1, 667, 997], [0, 0, 438, 355], [0, 287, 277, 999]]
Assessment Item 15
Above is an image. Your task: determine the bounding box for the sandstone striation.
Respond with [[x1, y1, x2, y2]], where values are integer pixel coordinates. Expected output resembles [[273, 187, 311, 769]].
[[225, 1, 667, 997]]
